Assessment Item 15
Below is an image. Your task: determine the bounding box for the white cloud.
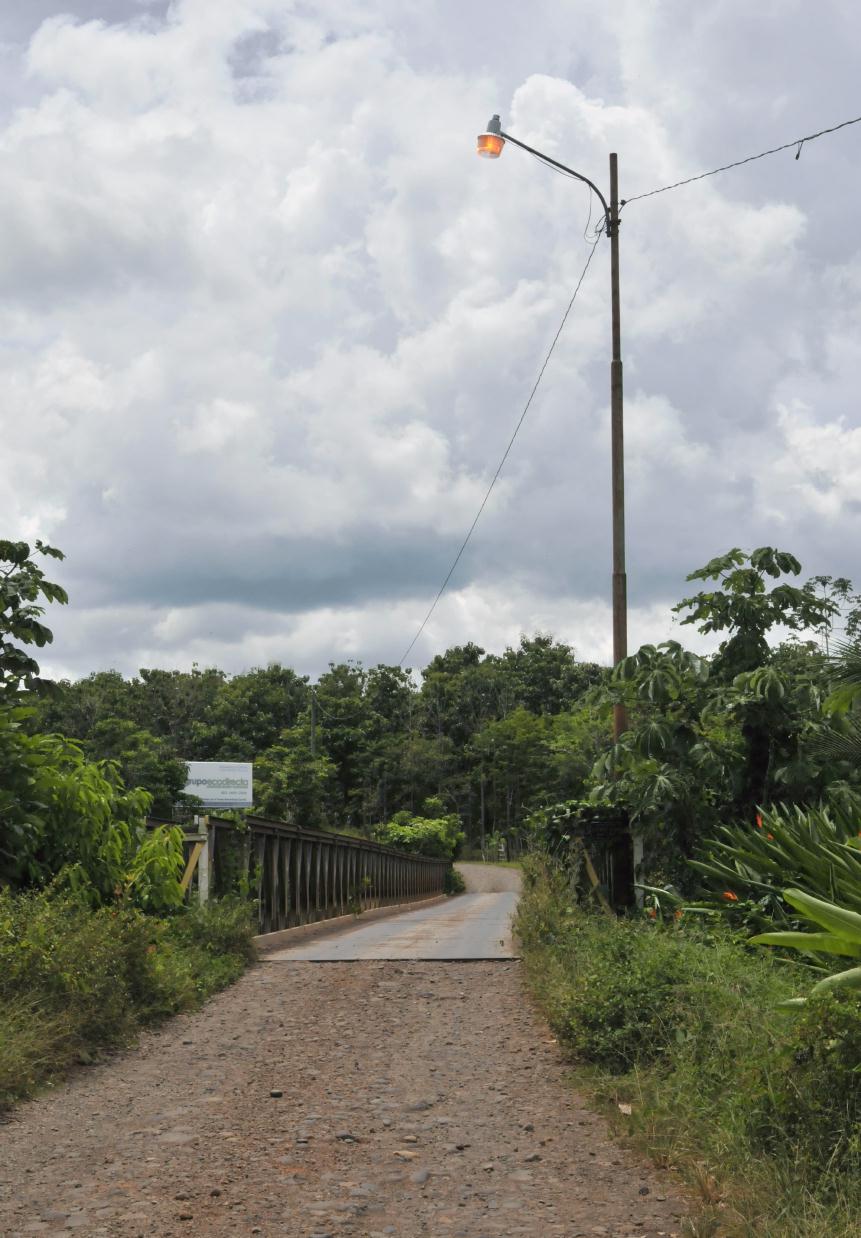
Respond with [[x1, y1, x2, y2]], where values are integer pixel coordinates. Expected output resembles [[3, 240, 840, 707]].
[[0, 0, 859, 682]]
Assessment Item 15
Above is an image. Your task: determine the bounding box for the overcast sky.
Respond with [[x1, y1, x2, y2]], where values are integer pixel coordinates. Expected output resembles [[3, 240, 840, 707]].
[[1, 0, 860, 682]]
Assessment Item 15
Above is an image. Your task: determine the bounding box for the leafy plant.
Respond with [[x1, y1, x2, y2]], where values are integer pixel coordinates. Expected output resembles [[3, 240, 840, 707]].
[[751, 888, 861, 1006], [372, 800, 464, 859], [0, 539, 67, 698], [690, 798, 861, 928]]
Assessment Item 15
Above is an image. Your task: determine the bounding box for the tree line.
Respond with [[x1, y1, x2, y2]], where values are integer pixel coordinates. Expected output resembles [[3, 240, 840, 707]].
[[35, 634, 607, 851], [6, 536, 861, 887]]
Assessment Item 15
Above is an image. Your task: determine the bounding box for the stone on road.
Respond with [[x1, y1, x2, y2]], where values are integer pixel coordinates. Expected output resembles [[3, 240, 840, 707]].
[[0, 865, 689, 1237]]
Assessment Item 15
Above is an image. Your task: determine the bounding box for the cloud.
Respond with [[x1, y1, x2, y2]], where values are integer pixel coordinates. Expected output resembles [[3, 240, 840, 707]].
[[1, 0, 859, 683]]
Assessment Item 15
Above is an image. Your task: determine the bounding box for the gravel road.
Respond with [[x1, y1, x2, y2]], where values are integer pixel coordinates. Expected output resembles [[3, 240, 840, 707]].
[[0, 872, 689, 1237], [454, 864, 523, 894]]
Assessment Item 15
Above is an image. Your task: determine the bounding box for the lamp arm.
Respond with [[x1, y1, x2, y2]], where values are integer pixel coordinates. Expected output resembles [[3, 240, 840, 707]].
[[499, 130, 612, 235]]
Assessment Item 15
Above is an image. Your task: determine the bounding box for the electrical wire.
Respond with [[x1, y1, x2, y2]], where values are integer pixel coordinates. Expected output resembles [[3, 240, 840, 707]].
[[397, 235, 603, 669], [520, 147, 604, 240], [622, 111, 861, 206]]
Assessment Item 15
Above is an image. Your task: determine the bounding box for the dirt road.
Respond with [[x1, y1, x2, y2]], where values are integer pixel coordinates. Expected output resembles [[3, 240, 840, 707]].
[[0, 871, 689, 1237]]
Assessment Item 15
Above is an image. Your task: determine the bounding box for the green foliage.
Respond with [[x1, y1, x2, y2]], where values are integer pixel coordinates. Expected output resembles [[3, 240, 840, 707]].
[[760, 991, 861, 1178], [444, 866, 466, 895], [0, 539, 67, 697], [123, 825, 186, 913], [0, 703, 186, 909], [674, 546, 836, 680], [592, 550, 847, 885], [751, 888, 861, 1005], [0, 888, 255, 1109], [525, 798, 620, 850], [84, 717, 190, 817], [191, 664, 309, 759], [517, 863, 861, 1233], [253, 725, 338, 826], [691, 798, 861, 928], [592, 641, 744, 883], [372, 800, 464, 859]]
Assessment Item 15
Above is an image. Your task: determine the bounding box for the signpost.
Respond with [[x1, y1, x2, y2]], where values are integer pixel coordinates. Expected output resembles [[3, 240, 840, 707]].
[[183, 761, 253, 810]]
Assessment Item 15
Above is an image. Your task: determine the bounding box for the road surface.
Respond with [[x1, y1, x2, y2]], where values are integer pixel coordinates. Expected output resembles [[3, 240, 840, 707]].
[[0, 864, 689, 1236], [267, 893, 518, 961]]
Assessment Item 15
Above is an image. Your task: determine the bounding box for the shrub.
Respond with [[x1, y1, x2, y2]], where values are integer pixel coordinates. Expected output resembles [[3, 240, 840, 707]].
[[691, 799, 861, 927], [372, 801, 464, 859], [0, 888, 255, 1110], [758, 991, 861, 1181], [444, 866, 466, 895], [516, 859, 861, 1233]]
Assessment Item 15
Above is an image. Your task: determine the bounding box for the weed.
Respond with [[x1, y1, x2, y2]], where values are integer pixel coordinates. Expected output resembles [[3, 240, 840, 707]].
[[515, 859, 861, 1237], [0, 888, 255, 1110]]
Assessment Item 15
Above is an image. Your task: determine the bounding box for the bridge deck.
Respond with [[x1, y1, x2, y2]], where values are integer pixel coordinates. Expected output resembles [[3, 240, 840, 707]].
[[265, 891, 519, 960]]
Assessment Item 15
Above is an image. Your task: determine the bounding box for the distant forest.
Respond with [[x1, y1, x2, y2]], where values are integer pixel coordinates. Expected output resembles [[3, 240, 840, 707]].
[[36, 636, 607, 849]]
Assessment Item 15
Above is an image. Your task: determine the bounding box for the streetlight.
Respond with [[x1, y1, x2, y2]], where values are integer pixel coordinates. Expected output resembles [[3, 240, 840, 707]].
[[477, 113, 628, 740]]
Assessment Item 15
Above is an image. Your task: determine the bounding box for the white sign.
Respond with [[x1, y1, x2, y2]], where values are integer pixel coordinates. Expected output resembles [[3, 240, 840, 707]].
[[183, 761, 253, 809]]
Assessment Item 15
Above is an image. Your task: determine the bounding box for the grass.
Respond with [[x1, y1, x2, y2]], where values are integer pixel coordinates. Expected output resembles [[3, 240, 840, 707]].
[[515, 858, 861, 1238], [0, 887, 256, 1111]]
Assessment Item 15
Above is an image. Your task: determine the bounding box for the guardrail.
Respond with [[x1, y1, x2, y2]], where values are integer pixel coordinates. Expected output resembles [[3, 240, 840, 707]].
[[152, 815, 448, 934]]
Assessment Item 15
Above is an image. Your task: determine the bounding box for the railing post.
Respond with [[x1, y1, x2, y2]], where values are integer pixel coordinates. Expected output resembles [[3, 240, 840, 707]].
[[286, 836, 296, 926], [197, 815, 212, 905], [271, 835, 281, 930], [296, 839, 305, 923]]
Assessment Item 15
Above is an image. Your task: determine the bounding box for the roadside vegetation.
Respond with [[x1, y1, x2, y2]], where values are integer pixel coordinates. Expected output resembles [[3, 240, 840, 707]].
[[516, 861, 861, 1237], [509, 549, 861, 1234], [0, 540, 255, 1109], [0, 891, 254, 1110]]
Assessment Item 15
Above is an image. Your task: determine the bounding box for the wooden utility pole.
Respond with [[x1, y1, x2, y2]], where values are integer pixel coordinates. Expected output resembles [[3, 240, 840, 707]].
[[609, 153, 628, 741]]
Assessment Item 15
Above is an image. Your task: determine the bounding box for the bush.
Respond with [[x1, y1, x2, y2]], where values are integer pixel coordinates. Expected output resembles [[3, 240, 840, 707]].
[[760, 991, 861, 1180], [444, 866, 466, 895], [516, 859, 861, 1235], [372, 801, 464, 859], [0, 888, 255, 1110]]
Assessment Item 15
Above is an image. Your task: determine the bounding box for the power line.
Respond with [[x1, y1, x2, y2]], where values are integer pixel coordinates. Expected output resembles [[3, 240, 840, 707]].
[[622, 111, 861, 206], [397, 236, 603, 669]]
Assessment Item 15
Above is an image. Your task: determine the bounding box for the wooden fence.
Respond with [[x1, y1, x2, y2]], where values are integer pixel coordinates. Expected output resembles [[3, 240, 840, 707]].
[[153, 815, 449, 935]]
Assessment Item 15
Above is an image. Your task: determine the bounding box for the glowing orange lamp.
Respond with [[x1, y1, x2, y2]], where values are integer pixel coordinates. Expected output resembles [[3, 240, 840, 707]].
[[476, 114, 505, 159]]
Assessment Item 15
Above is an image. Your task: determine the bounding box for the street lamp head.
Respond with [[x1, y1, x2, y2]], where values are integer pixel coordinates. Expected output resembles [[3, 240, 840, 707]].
[[477, 113, 505, 159]]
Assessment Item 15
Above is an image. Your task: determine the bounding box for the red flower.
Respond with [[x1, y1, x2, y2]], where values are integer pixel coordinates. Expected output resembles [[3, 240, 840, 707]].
[[722, 891, 739, 902], [756, 813, 763, 829]]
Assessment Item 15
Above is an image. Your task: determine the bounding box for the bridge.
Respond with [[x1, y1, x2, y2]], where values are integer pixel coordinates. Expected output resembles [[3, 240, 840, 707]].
[[163, 813, 450, 934]]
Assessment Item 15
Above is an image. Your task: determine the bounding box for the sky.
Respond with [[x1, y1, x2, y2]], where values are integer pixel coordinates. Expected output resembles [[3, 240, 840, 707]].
[[1, 0, 860, 682]]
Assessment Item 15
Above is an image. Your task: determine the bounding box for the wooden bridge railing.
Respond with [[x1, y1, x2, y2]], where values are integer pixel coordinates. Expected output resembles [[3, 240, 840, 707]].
[[152, 815, 449, 935]]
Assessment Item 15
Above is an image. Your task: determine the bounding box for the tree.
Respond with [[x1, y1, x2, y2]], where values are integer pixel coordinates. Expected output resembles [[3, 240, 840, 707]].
[[0, 539, 67, 697], [0, 540, 183, 907], [134, 666, 226, 754], [592, 641, 743, 882], [37, 669, 137, 737], [469, 708, 552, 843], [674, 547, 835, 681], [191, 664, 309, 760], [253, 725, 337, 827], [592, 549, 842, 885], [85, 718, 190, 818], [372, 799, 464, 859], [500, 634, 604, 715]]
